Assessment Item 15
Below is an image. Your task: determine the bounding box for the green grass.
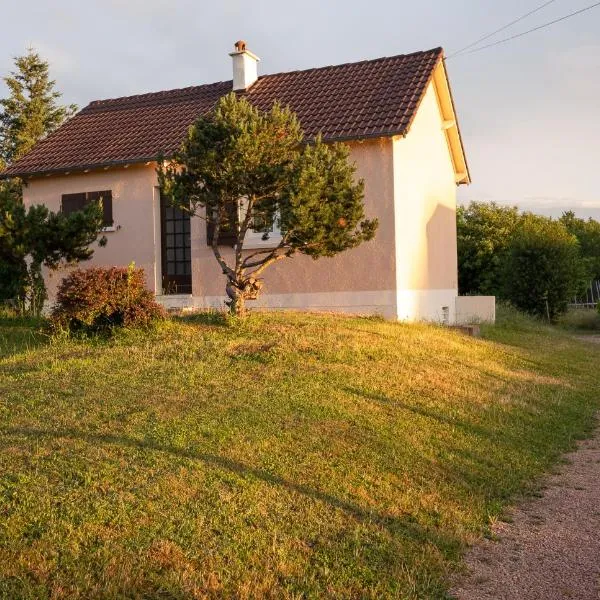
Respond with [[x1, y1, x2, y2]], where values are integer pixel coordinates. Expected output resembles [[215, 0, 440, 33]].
[[0, 308, 599, 598], [557, 307, 600, 332]]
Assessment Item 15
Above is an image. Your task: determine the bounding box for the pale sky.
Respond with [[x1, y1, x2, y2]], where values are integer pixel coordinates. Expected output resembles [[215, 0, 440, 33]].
[[1, 0, 599, 218]]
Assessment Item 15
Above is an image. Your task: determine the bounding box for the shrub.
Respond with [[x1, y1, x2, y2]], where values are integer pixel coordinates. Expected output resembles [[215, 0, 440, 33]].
[[457, 201, 521, 296], [503, 215, 581, 321], [50, 265, 166, 333]]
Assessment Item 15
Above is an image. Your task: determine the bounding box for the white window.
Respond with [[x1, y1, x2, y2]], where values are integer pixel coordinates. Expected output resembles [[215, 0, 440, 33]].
[[239, 197, 283, 249]]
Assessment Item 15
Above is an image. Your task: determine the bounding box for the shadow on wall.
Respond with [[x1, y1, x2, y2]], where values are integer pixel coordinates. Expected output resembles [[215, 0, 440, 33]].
[[396, 202, 458, 323], [424, 202, 458, 292]]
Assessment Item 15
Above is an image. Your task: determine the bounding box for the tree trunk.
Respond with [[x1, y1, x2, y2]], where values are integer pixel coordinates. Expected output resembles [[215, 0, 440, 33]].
[[225, 276, 263, 318], [229, 293, 247, 318], [225, 279, 247, 318], [26, 261, 47, 317]]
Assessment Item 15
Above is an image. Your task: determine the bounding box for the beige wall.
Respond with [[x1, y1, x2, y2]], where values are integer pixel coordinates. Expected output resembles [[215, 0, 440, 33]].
[[392, 79, 459, 322], [23, 141, 398, 315], [190, 138, 397, 313], [23, 165, 159, 299]]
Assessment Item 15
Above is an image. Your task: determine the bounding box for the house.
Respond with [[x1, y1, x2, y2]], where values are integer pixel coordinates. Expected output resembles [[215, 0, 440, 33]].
[[2, 42, 495, 323]]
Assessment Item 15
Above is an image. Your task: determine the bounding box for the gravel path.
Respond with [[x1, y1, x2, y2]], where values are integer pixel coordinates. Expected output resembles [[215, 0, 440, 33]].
[[452, 428, 600, 600]]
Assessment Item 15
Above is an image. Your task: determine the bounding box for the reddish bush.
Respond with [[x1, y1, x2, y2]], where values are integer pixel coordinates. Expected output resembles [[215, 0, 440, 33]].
[[51, 265, 166, 333]]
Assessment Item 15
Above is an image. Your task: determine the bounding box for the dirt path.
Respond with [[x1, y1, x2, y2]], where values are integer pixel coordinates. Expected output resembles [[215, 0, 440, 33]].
[[452, 428, 600, 600]]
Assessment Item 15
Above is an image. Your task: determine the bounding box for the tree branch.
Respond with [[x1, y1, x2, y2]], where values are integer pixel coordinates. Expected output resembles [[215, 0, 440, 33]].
[[249, 252, 288, 278], [210, 205, 235, 279], [242, 234, 293, 271], [235, 195, 255, 276], [241, 246, 282, 267]]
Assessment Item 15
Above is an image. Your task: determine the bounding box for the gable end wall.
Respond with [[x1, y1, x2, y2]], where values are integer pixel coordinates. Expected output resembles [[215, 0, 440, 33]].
[[392, 80, 459, 322]]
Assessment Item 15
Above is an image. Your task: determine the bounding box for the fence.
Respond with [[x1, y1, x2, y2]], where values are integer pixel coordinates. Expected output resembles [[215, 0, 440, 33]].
[[569, 280, 600, 309]]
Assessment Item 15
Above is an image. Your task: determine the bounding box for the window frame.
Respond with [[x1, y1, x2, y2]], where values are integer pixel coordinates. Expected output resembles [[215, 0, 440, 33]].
[[239, 198, 283, 250], [61, 190, 115, 231]]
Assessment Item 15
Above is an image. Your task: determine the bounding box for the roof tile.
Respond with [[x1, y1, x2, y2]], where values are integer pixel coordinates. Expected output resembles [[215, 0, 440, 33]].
[[3, 48, 442, 177]]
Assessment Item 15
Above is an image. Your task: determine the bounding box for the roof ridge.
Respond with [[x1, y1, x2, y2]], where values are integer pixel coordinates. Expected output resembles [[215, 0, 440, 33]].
[[87, 79, 233, 108], [253, 47, 443, 82], [85, 47, 443, 109]]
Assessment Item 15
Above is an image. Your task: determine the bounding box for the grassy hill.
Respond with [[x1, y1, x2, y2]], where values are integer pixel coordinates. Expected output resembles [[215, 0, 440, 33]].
[[0, 308, 599, 598]]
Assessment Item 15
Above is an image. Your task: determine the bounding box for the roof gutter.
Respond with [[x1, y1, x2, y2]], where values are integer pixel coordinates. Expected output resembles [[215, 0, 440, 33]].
[[0, 156, 161, 180], [0, 130, 410, 179]]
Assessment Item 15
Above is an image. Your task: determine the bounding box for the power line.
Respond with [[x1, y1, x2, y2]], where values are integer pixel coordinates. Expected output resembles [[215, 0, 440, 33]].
[[449, 1, 600, 59], [447, 0, 559, 58]]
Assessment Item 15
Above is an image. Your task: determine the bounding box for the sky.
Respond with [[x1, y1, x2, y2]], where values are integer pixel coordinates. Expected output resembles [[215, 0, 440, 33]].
[[1, 0, 599, 219]]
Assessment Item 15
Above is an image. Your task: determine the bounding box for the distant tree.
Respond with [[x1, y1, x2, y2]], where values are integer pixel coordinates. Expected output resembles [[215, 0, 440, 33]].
[[0, 187, 106, 315], [457, 201, 521, 296], [159, 93, 378, 317], [0, 49, 82, 311], [504, 214, 581, 320], [0, 48, 76, 167], [560, 211, 600, 284]]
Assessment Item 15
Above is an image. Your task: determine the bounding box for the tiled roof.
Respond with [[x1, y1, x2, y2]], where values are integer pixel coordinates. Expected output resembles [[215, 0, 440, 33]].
[[3, 48, 443, 178]]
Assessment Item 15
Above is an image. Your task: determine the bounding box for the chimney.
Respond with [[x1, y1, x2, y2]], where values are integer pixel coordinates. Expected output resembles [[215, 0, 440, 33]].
[[230, 40, 260, 91]]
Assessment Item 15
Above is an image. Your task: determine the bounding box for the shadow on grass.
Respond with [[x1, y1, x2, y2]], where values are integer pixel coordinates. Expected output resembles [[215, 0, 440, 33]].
[[1, 425, 459, 553], [343, 384, 598, 502], [343, 386, 498, 441]]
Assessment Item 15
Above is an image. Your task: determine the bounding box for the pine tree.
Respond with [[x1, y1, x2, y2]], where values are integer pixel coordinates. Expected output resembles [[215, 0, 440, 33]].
[[0, 48, 76, 166], [159, 93, 378, 317], [0, 185, 106, 314], [0, 50, 99, 313]]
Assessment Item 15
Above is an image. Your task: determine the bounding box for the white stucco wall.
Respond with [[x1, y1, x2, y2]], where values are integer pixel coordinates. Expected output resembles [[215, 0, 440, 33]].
[[455, 296, 496, 324], [392, 79, 459, 323]]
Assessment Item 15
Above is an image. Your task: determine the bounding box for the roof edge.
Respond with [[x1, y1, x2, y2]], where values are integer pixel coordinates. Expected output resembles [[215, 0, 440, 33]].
[[255, 46, 443, 83], [2, 130, 414, 179], [436, 58, 471, 185], [0, 157, 159, 180], [85, 47, 444, 109]]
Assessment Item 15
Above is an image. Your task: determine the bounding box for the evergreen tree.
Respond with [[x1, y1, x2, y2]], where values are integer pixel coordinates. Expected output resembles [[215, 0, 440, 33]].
[[0, 187, 106, 315], [159, 93, 378, 317], [0, 48, 76, 166], [0, 49, 99, 314]]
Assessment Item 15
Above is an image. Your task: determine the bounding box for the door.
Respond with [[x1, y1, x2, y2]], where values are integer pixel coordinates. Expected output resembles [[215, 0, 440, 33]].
[[160, 193, 192, 294]]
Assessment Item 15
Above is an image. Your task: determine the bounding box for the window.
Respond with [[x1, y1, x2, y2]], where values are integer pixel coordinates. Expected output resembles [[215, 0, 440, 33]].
[[205, 199, 283, 248], [206, 202, 238, 247], [160, 192, 192, 294], [240, 198, 282, 249], [61, 190, 113, 229]]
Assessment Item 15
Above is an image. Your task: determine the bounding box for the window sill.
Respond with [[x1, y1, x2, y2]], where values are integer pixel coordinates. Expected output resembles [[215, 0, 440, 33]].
[[244, 236, 283, 250], [102, 226, 117, 232], [156, 293, 193, 299]]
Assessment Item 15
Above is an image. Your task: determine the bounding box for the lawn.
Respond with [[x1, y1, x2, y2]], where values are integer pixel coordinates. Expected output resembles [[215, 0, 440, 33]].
[[0, 308, 599, 599]]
